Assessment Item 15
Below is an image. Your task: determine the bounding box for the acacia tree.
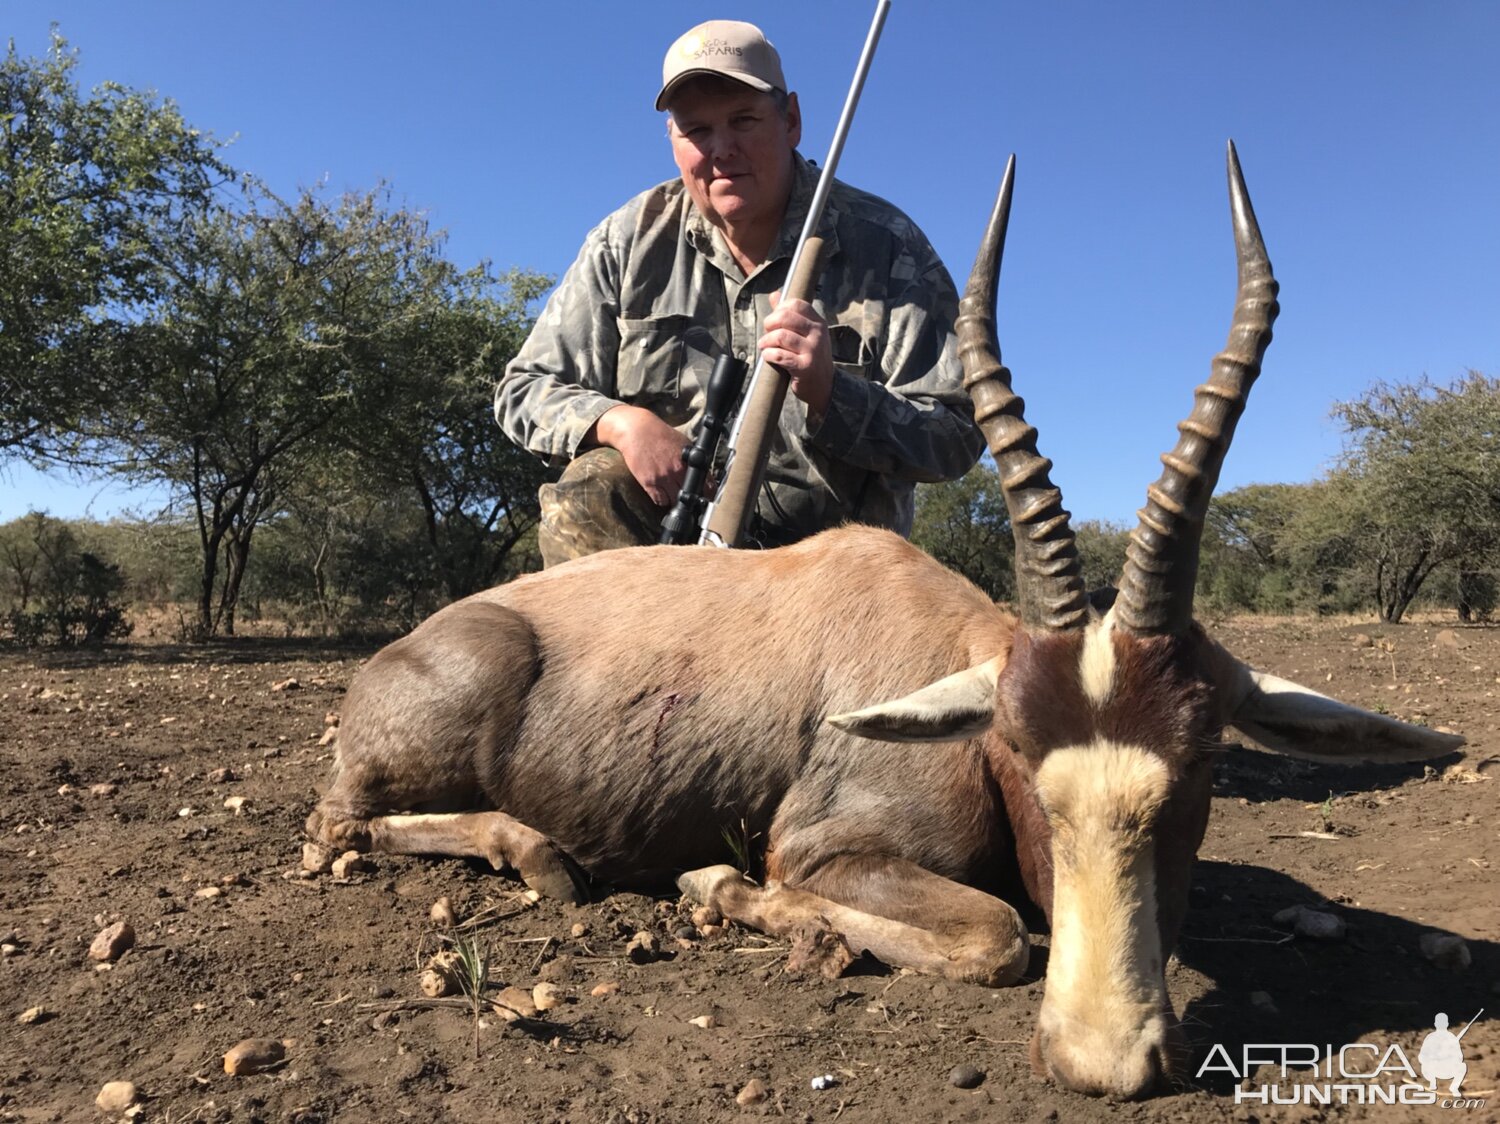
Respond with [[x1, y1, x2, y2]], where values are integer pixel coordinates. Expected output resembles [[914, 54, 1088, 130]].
[[350, 268, 553, 601], [98, 186, 458, 636], [911, 461, 1014, 601], [0, 31, 230, 456], [1326, 372, 1500, 622]]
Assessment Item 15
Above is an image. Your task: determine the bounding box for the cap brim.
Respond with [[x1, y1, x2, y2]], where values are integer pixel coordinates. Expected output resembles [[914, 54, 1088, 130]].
[[655, 69, 776, 111]]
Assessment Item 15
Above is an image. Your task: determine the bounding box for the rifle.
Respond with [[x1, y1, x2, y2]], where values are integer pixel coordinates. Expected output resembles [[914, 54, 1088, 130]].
[[695, 0, 891, 548]]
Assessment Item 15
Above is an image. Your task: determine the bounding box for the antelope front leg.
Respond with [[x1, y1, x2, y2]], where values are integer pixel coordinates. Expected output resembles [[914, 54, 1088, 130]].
[[310, 808, 587, 905], [678, 858, 1029, 987]]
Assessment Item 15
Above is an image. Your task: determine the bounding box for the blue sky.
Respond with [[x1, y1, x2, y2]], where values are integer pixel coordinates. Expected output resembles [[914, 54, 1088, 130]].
[[5, 1, 1497, 524]]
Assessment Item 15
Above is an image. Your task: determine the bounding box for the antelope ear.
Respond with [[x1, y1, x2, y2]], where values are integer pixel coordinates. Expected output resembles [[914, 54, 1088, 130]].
[[1221, 658, 1464, 764], [827, 657, 1000, 743]]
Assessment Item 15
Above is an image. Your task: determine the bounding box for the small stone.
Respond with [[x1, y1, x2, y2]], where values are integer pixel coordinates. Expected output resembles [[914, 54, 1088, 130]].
[[95, 1081, 138, 1112], [1, 943, 19, 957], [1250, 990, 1279, 1014], [223, 1037, 285, 1075], [420, 950, 462, 997], [698, 922, 724, 939], [810, 1074, 839, 1091], [1351, 633, 1374, 649], [429, 897, 457, 928], [89, 783, 118, 797], [270, 678, 300, 692], [625, 931, 661, 964], [371, 985, 396, 999], [223, 796, 248, 814], [673, 925, 697, 941], [206, 767, 235, 784], [330, 851, 374, 879], [194, 886, 223, 900], [1435, 629, 1461, 650], [301, 842, 336, 874], [1273, 904, 1346, 941], [494, 986, 538, 1019], [590, 981, 620, 997], [948, 1063, 984, 1089], [570, 922, 589, 938], [177, 807, 195, 818], [523, 889, 542, 904], [1419, 931, 1472, 971], [690, 905, 722, 929], [318, 726, 339, 747], [537, 954, 574, 983], [324, 711, 340, 727], [736, 1078, 769, 1106], [370, 1010, 398, 1031], [17, 1006, 50, 1025], [89, 921, 135, 962], [532, 982, 565, 1011], [688, 1014, 716, 1029]]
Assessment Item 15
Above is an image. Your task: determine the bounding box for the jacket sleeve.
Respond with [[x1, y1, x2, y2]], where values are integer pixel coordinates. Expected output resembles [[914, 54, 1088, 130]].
[[494, 220, 624, 461], [807, 242, 985, 483]]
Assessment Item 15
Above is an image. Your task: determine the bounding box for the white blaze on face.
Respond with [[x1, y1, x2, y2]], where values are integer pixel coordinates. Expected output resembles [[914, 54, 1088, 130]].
[[1034, 742, 1174, 1095], [1078, 609, 1118, 707]]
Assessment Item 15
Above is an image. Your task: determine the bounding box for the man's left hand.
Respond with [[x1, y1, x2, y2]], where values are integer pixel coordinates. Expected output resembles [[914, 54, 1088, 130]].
[[760, 295, 834, 421]]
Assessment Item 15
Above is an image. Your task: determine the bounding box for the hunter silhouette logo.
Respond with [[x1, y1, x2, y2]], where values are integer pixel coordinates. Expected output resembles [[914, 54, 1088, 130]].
[[1198, 1008, 1486, 1108], [1420, 1010, 1480, 1095]]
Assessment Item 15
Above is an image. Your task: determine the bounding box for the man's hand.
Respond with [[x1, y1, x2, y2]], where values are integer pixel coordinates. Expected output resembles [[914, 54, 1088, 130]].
[[760, 295, 834, 420], [589, 405, 689, 507]]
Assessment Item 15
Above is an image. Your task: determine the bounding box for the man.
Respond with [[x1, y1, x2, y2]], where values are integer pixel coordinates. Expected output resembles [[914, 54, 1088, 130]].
[[497, 19, 983, 566]]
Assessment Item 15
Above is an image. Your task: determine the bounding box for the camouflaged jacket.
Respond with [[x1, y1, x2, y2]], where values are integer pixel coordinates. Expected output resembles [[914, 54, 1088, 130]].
[[496, 153, 984, 543]]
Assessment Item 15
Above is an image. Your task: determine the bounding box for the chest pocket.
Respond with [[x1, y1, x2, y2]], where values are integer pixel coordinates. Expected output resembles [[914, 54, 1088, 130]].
[[828, 322, 876, 379], [616, 315, 718, 428]]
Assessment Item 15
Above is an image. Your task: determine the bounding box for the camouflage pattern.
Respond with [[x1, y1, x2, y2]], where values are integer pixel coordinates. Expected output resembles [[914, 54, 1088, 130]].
[[497, 153, 984, 546], [537, 448, 667, 568]]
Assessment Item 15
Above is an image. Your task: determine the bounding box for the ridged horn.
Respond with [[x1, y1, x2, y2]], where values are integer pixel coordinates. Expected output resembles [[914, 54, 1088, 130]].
[[956, 155, 1088, 632], [1115, 140, 1281, 635]]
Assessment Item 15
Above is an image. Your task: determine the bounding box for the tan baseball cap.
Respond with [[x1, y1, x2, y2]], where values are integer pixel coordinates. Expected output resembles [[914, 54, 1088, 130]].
[[655, 20, 787, 111]]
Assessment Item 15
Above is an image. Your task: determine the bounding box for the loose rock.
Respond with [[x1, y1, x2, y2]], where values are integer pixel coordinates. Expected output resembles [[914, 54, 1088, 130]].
[[691, 905, 723, 929], [688, 1013, 716, 1029], [89, 921, 135, 962], [1435, 629, 1461, 650], [223, 1037, 285, 1075], [206, 767, 236, 784], [318, 726, 339, 747], [301, 842, 336, 874], [590, 981, 620, 997], [429, 896, 457, 928], [331, 851, 374, 879], [1350, 633, 1373, 649], [1250, 990, 1279, 1014], [270, 678, 301, 692], [1273, 904, 1346, 941], [223, 796, 249, 815], [569, 922, 589, 938], [1419, 931, 1472, 971], [948, 1063, 984, 1089], [95, 1081, 137, 1112], [532, 982, 565, 1011], [89, 783, 118, 797], [494, 986, 538, 1019], [736, 1078, 769, 1106], [420, 950, 463, 997], [16, 1006, 50, 1025], [625, 931, 661, 964], [194, 886, 223, 900]]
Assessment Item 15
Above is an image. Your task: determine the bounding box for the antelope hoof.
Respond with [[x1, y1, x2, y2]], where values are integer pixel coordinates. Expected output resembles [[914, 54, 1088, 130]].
[[518, 849, 588, 906], [676, 864, 747, 908]]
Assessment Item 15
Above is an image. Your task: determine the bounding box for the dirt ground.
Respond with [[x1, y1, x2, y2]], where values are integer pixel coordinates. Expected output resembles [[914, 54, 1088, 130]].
[[2, 616, 1496, 1123]]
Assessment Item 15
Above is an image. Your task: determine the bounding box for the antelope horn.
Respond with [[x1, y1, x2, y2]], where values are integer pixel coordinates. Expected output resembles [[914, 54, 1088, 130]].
[[957, 155, 1088, 631], [1115, 141, 1281, 635]]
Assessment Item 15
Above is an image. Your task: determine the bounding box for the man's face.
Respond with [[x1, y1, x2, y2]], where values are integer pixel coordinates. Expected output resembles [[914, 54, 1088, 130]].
[[667, 80, 800, 237]]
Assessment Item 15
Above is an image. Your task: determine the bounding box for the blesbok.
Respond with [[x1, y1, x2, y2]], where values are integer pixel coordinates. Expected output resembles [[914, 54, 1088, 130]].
[[306, 143, 1461, 1098]]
